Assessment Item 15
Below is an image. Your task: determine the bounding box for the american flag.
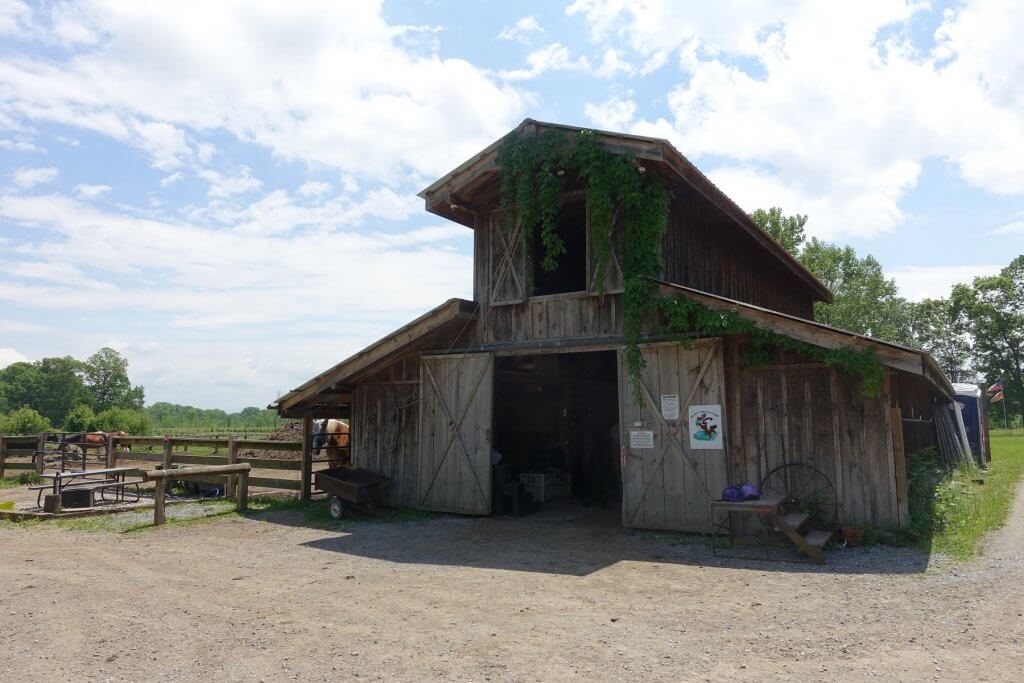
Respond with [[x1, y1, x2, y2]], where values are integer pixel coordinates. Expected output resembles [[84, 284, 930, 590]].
[[987, 380, 1003, 393]]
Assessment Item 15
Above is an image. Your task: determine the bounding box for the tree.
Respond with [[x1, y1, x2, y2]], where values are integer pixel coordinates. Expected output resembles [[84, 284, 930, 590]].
[[94, 407, 151, 435], [952, 256, 1024, 423], [908, 298, 972, 381], [63, 404, 98, 432], [0, 357, 90, 425], [751, 207, 807, 258], [0, 407, 52, 435], [799, 238, 914, 345], [85, 347, 145, 412]]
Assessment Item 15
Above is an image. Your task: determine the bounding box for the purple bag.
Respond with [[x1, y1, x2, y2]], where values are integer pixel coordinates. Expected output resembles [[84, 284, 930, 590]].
[[722, 485, 743, 502], [740, 483, 761, 500]]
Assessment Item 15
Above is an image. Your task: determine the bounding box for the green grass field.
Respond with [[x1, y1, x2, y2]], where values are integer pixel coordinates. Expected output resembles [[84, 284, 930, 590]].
[[887, 434, 1024, 560]]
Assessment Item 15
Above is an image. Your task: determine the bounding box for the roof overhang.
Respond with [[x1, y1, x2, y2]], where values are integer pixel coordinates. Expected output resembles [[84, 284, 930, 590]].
[[270, 298, 478, 418], [418, 118, 833, 304], [656, 280, 956, 400]]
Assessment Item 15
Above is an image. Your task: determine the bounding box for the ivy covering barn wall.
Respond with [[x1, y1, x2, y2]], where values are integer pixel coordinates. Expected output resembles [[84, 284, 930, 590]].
[[495, 128, 885, 400]]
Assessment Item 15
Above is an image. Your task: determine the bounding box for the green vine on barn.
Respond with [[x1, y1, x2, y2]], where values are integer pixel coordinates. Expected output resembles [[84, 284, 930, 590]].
[[496, 129, 885, 400]]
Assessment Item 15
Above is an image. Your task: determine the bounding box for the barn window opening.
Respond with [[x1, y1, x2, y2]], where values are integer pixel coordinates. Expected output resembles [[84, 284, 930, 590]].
[[492, 351, 620, 517], [531, 201, 587, 296]]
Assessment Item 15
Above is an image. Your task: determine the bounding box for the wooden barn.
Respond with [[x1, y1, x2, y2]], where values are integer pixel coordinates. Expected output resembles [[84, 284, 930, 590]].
[[271, 120, 957, 534]]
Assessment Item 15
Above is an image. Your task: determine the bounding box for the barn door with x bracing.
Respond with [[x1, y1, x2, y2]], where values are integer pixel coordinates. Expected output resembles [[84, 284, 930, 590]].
[[618, 339, 729, 532], [417, 353, 494, 514], [488, 210, 527, 305]]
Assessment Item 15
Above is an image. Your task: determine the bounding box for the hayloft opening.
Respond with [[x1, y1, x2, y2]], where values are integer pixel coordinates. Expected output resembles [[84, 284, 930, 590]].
[[530, 201, 587, 296], [491, 350, 621, 515]]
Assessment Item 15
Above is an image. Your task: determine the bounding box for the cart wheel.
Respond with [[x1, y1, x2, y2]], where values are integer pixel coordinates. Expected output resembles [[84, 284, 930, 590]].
[[760, 463, 838, 528], [329, 496, 344, 519]]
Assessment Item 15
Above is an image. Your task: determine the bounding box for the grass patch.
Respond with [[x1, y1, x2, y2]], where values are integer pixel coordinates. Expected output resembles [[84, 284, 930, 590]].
[[0, 471, 40, 488], [869, 435, 1024, 559]]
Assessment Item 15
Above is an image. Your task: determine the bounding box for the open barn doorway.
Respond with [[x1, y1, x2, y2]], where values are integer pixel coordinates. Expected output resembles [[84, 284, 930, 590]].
[[491, 350, 621, 517]]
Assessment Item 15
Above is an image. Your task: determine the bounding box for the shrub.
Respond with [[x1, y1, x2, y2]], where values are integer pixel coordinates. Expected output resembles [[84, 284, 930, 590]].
[[63, 404, 98, 432], [0, 407, 52, 435], [93, 407, 151, 435]]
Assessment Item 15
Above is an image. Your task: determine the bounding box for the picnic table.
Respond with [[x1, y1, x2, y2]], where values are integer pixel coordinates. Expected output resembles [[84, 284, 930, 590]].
[[32, 467, 143, 508]]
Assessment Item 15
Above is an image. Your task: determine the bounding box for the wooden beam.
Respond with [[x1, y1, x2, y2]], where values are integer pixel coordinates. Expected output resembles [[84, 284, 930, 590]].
[[0, 435, 6, 478], [657, 282, 925, 375], [300, 415, 313, 502]]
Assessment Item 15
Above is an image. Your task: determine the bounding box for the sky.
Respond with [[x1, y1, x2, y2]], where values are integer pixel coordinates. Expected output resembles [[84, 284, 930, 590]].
[[0, 0, 1022, 411]]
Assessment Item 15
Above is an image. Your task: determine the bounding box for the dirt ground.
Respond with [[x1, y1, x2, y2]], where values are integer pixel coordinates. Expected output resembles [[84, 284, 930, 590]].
[[2, 490, 1023, 682]]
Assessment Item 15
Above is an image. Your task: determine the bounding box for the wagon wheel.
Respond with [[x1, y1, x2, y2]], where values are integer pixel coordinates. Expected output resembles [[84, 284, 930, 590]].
[[329, 496, 345, 520], [760, 463, 838, 528]]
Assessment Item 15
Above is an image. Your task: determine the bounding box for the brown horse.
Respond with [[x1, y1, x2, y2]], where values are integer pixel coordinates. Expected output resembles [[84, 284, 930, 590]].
[[59, 431, 133, 453], [312, 419, 350, 468]]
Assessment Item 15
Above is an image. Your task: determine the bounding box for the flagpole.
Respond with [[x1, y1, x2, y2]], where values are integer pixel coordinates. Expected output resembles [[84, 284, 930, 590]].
[[1003, 378, 1009, 429]]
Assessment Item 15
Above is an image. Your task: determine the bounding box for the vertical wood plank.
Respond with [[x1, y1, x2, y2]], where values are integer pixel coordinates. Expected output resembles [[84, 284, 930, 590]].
[[300, 415, 312, 502], [226, 436, 238, 499], [153, 479, 167, 526], [0, 435, 6, 478]]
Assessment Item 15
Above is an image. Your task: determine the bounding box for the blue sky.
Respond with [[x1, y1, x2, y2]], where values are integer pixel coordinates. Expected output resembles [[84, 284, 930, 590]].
[[0, 0, 1022, 410]]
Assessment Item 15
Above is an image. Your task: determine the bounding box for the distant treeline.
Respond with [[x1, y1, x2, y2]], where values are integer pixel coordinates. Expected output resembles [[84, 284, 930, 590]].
[[145, 402, 284, 430]]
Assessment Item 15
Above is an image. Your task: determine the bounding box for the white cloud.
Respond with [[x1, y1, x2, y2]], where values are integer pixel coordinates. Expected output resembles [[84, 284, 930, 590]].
[[572, 1, 1024, 240], [131, 120, 191, 170], [0, 1, 528, 180], [500, 43, 591, 81], [0, 319, 45, 333], [594, 48, 633, 78], [584, 95, 637, 130], [498, 16, 544, 44], [0, 137, 42, 152], [0, 191, 469, 328], [73, 183, 110, 199], [159, 171, 183, 188], [0, 347, 30, 368], [993, 218, 1024, 236], [197, 166, 261, 198], [10, 166, 58, 188], [0, 0, 31, 36], [888, 264, 1005, 301], [297, 180, 331, 197]]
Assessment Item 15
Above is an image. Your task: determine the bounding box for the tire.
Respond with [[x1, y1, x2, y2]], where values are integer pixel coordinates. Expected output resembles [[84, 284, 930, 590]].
[[329, 496, 344, 519]]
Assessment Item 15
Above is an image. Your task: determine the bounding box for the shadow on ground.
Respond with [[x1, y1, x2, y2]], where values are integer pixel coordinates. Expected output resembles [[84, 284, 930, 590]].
[[255, 499, 931, 577]]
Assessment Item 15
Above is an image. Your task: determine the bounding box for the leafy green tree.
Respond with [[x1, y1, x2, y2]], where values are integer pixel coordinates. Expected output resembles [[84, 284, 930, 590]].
[[85, 347, 145, 411], [800, 238, 914, 344], [952, 256, 1024, 423], [751, 207, 807, 258], [0, 407, 52, 435], [908, 298, 972, 381], [94, 407, 151, 435], [0, 357, 90, 425], [63, 404, 98, 432]]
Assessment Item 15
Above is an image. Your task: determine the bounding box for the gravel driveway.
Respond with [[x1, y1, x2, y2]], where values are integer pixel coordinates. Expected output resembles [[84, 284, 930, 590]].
[[2, 489, 1022, 681]]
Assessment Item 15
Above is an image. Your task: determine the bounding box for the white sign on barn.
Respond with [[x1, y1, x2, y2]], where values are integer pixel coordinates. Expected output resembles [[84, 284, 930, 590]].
[[688, 404, 723, 450]]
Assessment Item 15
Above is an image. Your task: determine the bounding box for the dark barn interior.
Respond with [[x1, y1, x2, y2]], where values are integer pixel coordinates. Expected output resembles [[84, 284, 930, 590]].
[[492, 351, 620, 513]]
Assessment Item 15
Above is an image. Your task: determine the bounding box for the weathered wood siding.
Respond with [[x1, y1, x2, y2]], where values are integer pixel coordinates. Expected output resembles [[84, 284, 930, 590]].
[[618, 339, 730, 532], [661, 192, 815, 319], [723, 337, 904, 527]]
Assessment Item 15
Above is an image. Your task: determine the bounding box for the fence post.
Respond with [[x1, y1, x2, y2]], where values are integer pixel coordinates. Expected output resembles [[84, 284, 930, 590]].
[[153, 479, 167, 525], [162, 437, 174, 470], [236, 469, 249, 512], [300, 415, 313, 502], [36, 433, 45, 474], [226, 436, 238, 498], [106, 436, 117, 469], [0, 435, 6, 478]]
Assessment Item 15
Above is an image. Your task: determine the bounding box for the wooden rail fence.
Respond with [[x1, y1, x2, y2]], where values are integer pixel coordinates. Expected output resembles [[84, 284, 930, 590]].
[[0, 434, 308, 496]]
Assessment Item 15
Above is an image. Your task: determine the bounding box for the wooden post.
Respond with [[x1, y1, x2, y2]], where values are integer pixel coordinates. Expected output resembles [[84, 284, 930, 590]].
[[162, 437, 174, 470], [153, 479, 167, 526], [36, 433, 46, 474], [0, 435, 6, 478], [236, 469, 249, 512], [106, 436, 117, 469], [226, 436, 238, 498], [300, 414, 313, 502]]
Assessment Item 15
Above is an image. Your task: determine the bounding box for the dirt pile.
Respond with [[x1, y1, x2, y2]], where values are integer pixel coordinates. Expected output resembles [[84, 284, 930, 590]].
[[239, 421, 303, 460]]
